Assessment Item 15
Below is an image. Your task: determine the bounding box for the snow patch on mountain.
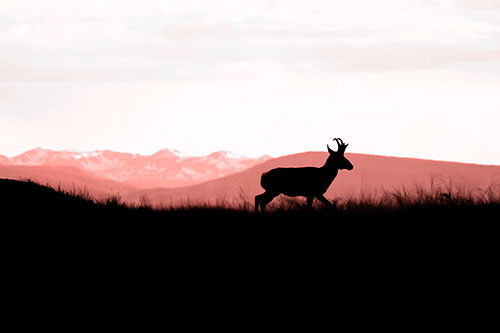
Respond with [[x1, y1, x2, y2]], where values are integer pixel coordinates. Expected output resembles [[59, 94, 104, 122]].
[[3, 148, 271, 188]]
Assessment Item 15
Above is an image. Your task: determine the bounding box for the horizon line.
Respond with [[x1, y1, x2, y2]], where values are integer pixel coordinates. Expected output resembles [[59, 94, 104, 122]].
[[1, 146, 499, 167]]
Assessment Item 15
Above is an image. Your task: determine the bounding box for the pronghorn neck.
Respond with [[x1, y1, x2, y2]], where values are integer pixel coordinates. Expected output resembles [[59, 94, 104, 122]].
[[321, 158, 340, 174], [320, 161, 339, 182]]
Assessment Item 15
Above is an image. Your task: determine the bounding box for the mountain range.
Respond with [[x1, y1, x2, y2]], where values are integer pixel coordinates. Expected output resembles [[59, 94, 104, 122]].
[[1, 148, 499, 206], [0, 148, 270, 189]]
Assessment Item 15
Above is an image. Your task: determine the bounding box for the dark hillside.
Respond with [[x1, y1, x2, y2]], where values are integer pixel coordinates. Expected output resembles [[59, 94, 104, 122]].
[[0, 178, 156, 223], [2, 178, 499, 275], [2, 178, 499, 225], [1, 178, 96, 218]]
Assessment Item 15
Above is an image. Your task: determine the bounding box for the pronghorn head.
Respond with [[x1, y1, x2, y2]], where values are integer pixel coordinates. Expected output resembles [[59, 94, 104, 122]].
[[326, 138, 354, 171]]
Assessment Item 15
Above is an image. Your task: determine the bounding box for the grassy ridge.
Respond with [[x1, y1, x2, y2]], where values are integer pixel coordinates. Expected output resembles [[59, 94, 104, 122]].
[[2, 178, 499, 222], [3, 178, 498, 280]]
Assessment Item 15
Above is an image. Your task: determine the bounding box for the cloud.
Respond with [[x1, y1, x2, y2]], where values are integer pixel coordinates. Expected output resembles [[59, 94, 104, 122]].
[[1, 1, 499, 164], [458, 0, 500, 11], [0, 0, 499, 83]]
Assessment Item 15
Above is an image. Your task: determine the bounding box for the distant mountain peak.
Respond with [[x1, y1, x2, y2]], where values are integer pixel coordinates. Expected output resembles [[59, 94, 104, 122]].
[[153, 148, 187, 158], [208, 150, 245, 160], [22, 147, 50, 155]]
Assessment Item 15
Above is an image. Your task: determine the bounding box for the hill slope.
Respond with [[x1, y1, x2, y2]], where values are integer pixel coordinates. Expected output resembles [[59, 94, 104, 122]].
[[0, 165, 137, 200], [123, 152, 500, 206]]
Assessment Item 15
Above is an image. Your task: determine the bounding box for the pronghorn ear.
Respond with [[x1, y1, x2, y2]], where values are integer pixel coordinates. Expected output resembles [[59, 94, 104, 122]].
[[327, 144, 334, 154]]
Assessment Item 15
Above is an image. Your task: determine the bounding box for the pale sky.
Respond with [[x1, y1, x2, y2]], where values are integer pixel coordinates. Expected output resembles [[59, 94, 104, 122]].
[[1, 0, 500, 164]]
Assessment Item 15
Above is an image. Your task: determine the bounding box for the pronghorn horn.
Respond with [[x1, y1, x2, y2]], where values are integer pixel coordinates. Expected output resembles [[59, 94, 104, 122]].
[[333, 138, 341, 148], [334, 138, 348, 153]]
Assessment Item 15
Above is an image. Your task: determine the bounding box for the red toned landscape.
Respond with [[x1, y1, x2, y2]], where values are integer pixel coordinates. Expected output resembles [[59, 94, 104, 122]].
[[1, 148, 499, 208], [2, 1, 500, 235], [3, 1, 500, 289], [124, 152, 500, 207]]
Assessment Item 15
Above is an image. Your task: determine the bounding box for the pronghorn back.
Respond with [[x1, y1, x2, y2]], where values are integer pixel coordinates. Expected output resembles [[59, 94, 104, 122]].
[[260, 167, 332, 196]]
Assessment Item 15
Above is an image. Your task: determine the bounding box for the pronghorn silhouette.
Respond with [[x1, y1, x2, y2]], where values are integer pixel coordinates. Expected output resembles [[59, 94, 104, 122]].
[[255, 138, 353, 212]]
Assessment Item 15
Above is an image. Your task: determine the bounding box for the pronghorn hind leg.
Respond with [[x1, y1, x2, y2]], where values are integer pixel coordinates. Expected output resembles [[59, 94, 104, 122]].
[[255, 193, 264, 213], [306, 196, 314, 211], [255, 191, 278, 213]]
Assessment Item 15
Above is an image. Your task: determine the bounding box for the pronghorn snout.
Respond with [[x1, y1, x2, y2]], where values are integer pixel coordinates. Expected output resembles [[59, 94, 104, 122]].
[[343, 159, 354, 171]]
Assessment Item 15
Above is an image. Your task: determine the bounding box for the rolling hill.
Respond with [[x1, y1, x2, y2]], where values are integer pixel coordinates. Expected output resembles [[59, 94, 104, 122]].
[[0, 154, 10, 165], [0, 165, 137, 200], [123, 152, 500, 206], [2, 149, 499, 207]]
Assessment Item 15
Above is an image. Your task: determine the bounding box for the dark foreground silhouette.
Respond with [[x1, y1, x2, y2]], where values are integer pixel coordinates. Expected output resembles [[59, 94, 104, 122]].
[[256, 138, 353, 212], [4, 177, 497, 316], [2, 177, 499, 268], [2, 177, 499, 222]]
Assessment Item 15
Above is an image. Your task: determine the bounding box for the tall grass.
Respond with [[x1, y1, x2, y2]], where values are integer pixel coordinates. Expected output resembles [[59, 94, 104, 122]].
[[248, 181, 500, 221], [6, 178, 500, 221]]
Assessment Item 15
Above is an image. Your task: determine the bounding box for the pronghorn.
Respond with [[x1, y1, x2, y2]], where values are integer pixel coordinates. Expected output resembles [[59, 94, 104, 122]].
[[255, 138, 353, 212]]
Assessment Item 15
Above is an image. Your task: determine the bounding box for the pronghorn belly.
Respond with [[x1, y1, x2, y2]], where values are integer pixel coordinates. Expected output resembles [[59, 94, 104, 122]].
[[281, 189, 317, 197], [281, 186, 324, 197], [261, 167, 329, 196]]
